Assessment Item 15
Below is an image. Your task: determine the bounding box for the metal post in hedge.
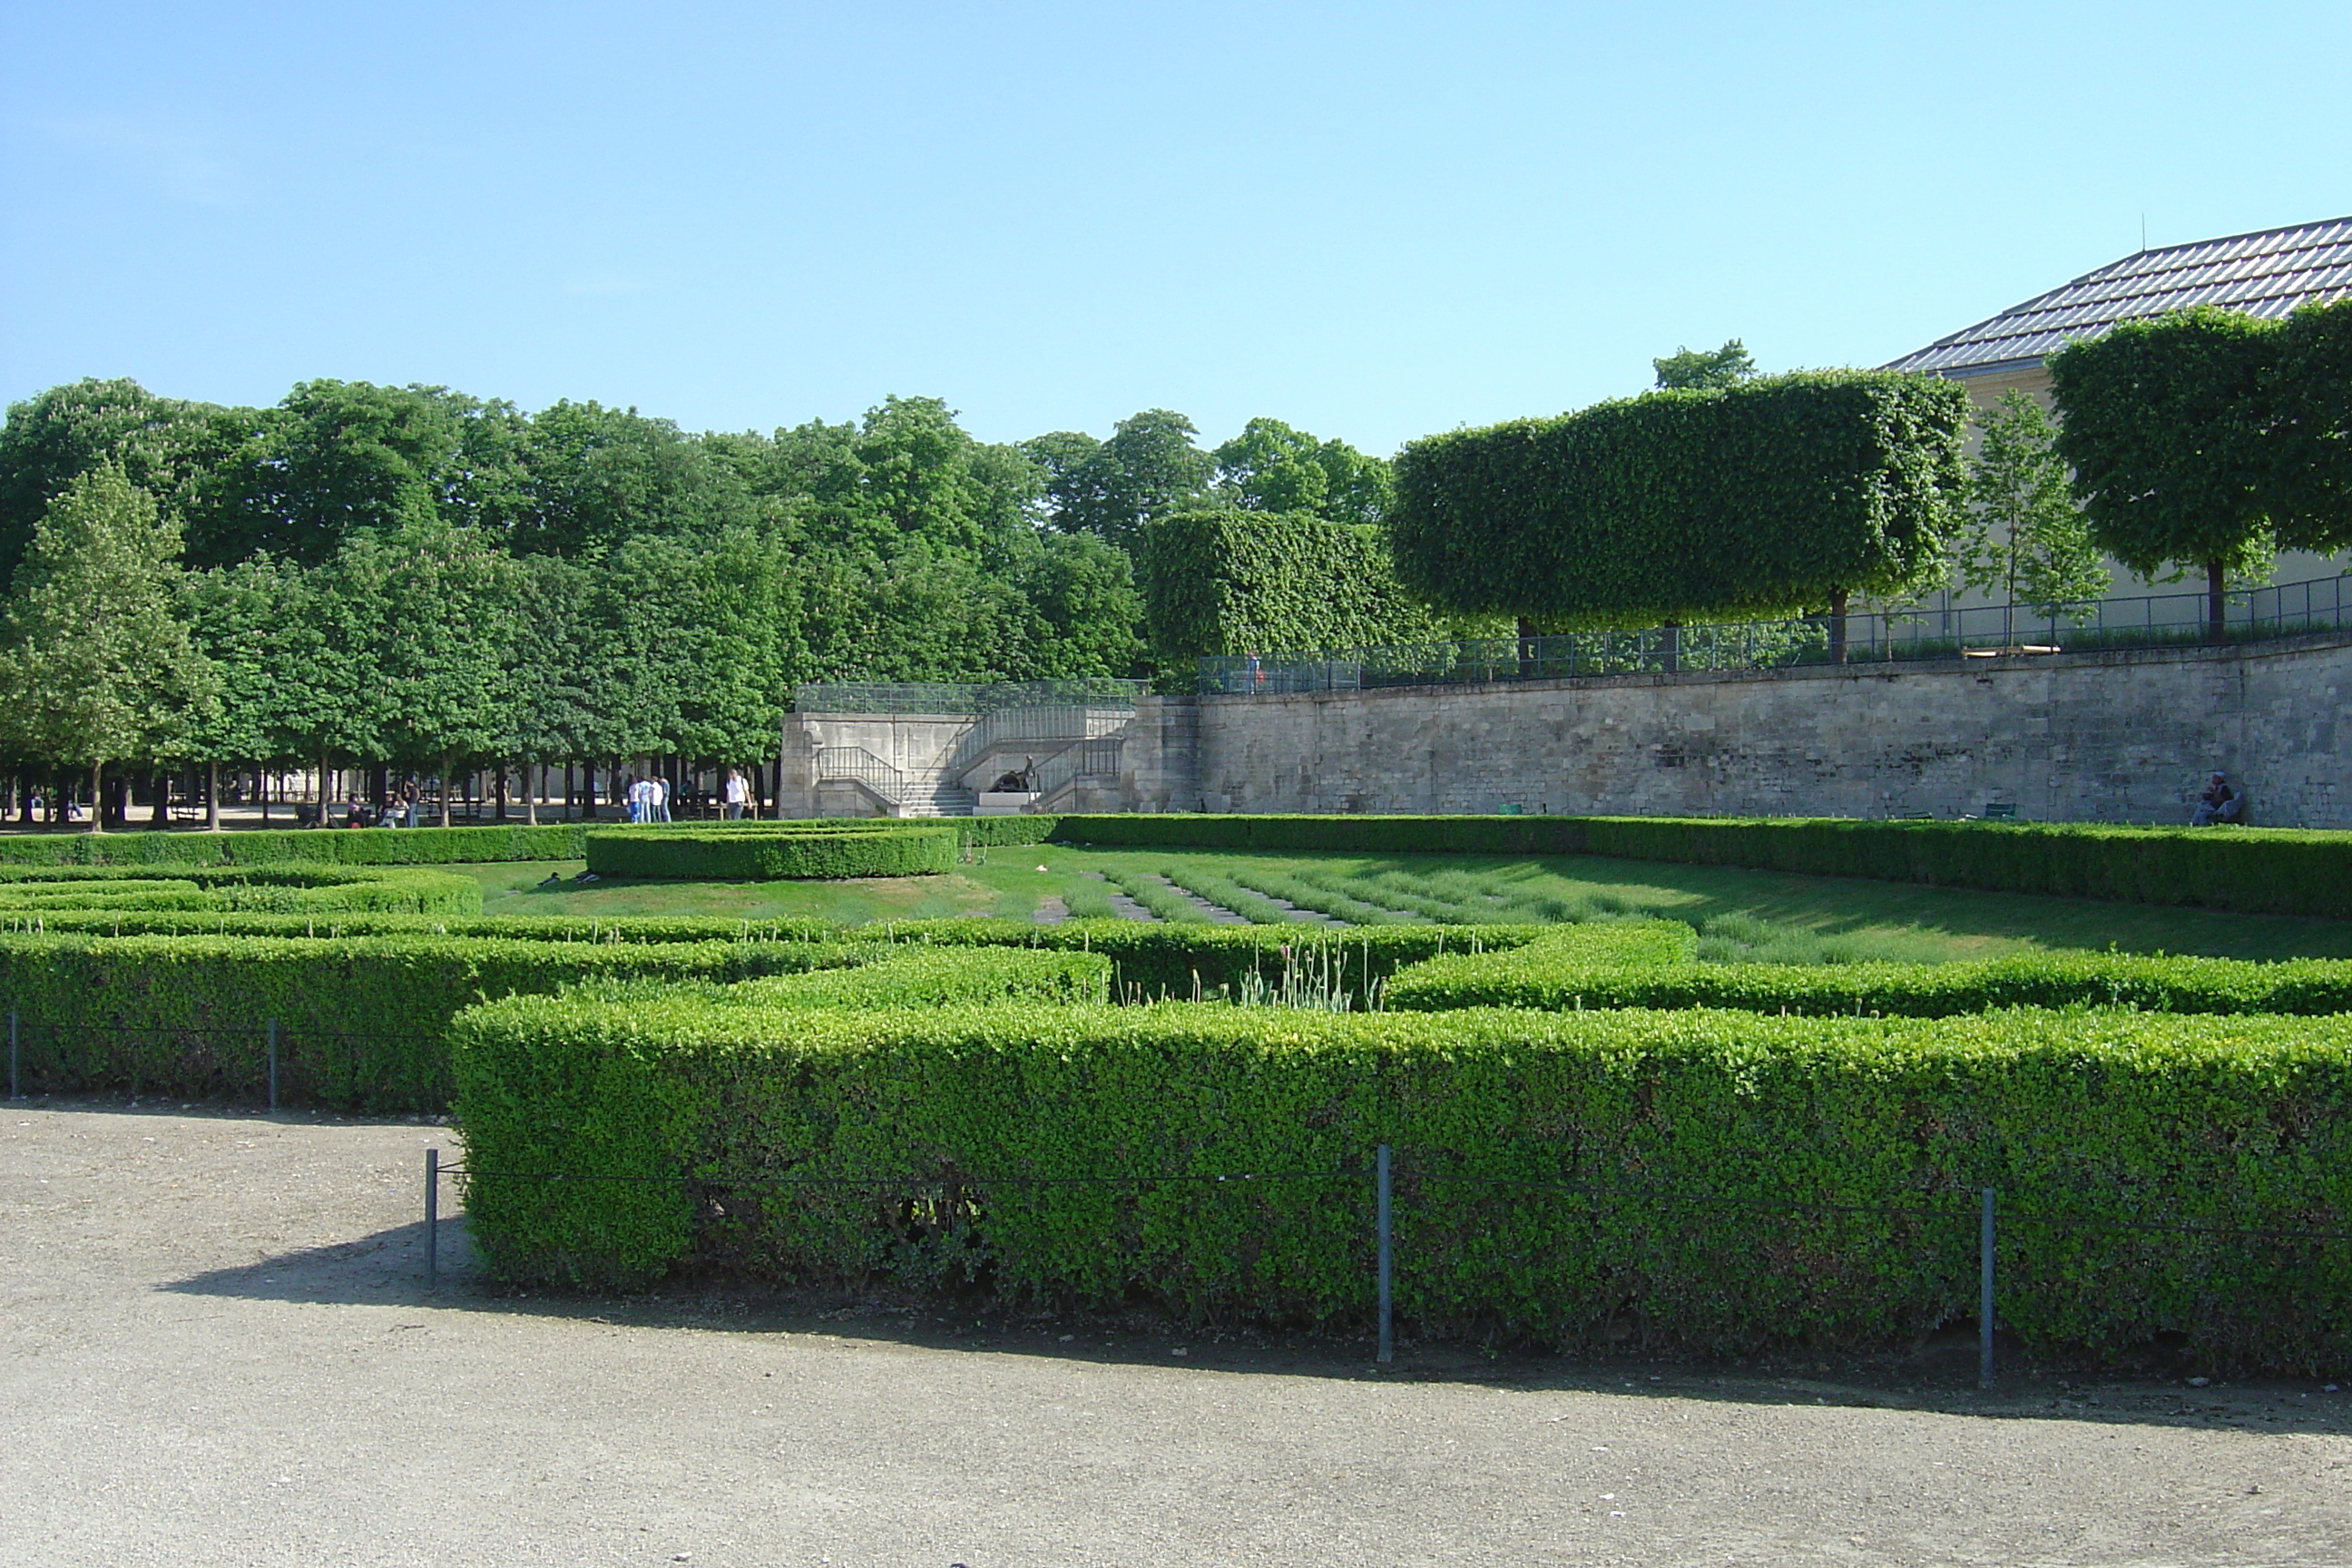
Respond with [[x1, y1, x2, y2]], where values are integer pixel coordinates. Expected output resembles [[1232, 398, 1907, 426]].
[[267, 1018, 279, 1113], [1376, 1144, 1394, 1365], [426, 1148, 440, 1289], [1978, 1189, 1996, 1389]]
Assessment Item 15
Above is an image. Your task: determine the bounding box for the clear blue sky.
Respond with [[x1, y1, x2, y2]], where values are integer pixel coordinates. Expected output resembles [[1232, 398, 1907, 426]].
[[4, 1, 2347, 456]]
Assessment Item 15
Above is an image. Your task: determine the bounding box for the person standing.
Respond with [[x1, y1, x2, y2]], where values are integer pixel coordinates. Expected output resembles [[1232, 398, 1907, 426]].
[[623, 775, 643, 824], [723, 768, 750, 820]]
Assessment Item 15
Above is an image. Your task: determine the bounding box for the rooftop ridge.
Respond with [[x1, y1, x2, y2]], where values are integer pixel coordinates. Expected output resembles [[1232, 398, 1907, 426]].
[[1886, 216, 2352, 377]]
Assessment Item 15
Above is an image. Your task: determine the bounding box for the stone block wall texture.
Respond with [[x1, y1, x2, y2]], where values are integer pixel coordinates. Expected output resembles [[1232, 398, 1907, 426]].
[[1120, 632, 2352, 828]]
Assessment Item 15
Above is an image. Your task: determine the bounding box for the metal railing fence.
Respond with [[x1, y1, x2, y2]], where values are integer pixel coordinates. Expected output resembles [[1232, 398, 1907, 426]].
[[1202, 573, 2352, 696], [1029, 738, 1124, 802], [814, 746, 906, 802], [795, 679, 1148, 716]]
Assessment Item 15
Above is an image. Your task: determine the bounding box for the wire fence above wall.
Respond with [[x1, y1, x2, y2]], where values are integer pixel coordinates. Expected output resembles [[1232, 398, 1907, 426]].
[[1201, 573, 2352, 696]]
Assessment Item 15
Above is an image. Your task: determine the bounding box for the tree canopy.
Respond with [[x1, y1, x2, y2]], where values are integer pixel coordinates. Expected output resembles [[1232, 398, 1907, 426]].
[[1389, 371, 1968, 630], [1652, 339, 1759, 391]]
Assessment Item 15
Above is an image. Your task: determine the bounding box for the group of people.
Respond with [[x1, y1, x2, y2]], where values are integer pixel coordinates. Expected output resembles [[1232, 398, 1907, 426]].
[[622, 768, 757, 822]]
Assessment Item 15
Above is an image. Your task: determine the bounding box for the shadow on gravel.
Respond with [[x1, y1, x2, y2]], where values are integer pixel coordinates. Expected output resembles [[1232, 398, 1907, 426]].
[[159, 1218, 2352, 1439]]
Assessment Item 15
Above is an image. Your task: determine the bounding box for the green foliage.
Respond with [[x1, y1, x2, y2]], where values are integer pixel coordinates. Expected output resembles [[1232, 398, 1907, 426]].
[[0, 862, 479, 916], [1210, 417, 1395, 527], [449, 995, 2352, 1370], [1046, 813, 2352, 919], [723, 947, 1112, 1009], [1957, 391, 2109, 613], [2048, 309, 2288, 625], [1038, 409, 1213, 551], [1389, 371, 1970, 625], [0, 931, 849, 1109], [2269, 298, 2352, 546], [1139, 507, 1461, 681], [1385, 927, 2352, 1015], [0, 463, 220, 786], [0, 821, 587, 866], [1651, 338, 1757, 390], [584, 825, 959, 880]]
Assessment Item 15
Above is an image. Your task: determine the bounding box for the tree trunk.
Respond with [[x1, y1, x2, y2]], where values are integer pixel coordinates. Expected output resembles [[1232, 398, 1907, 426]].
[[2207, 560, 2227, 642], [524, 762, 539, 827], [438, 755, 454, 828], [206, 760, 220, 831], [1827, 591, 1848, 665], [88, 760, 103, 834], [151, 769, 170, 827], [1515, 616, 1536, 679], [495, 765, 509, 822]]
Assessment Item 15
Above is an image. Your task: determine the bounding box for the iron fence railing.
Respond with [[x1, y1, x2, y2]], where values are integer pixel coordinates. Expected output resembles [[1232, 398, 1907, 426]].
[[1030, 739, 1124, 802], [1201, 574, 2352, 696], [795, 679, 1148, 715], [946, 704, 1135, 783], [815, 746, 906, 801]]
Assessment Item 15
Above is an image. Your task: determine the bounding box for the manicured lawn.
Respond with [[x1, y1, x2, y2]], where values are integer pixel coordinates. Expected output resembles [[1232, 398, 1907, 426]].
[[456, 844, 2352, 961]]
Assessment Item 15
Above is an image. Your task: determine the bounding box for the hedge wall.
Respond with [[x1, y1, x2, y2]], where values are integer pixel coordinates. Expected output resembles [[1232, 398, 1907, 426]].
[[0, 863, 481, 916], [1386, 927, 2352, 1016], [1138, 506, 1463, 681], [450, 995, 2352, 1370], [0, 933, 852, 1110], [1387, 370, 1969, 624], [0, 822, 590, 867], [584, 825, 958, 880]]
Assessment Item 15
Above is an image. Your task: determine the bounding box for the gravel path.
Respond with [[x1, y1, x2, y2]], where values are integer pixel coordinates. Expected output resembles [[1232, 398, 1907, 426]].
[[6, 1100, 2351, 1565]]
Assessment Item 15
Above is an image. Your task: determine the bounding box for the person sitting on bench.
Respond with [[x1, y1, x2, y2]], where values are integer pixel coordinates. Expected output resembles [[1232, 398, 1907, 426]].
[[2190, 772, 2242, 827]]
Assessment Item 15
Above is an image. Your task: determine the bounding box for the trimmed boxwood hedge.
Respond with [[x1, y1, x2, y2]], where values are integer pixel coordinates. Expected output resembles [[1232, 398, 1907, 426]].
[[0, 863, 481, 916], [450, 995, 2352, 1371], [0, 823, 591, 867], [585, 825, 958, 880], [1386, 926, 2352, 1016], [0, 932, 854, 1110]]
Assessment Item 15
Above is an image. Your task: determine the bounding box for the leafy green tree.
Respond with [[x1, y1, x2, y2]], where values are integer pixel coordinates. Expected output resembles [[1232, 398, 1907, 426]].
[[1010, 531, 1144, 677], [0, 378, 253, 589], [0, 464, 217, 828], [2266, 298, 2352, 551], [1048, 409, 1213, 549], [1956, 391, 2110, 635], [1390, 372, 1968, 651], [509, 400, 754, 554], [1652, 339, 1758, 391], [2049, 308, 2285, 637], [1142, 507, 1461, 688], [1211, 417, 1395, 526], [213, 380, 532, 565], [1019, 429, 1102, 525], [186, 555, 309, 826]]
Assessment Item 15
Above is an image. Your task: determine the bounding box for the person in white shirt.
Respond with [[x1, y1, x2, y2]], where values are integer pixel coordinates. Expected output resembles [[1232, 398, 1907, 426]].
[[723, 768, 750, 820], [651, 775, 671, 822]]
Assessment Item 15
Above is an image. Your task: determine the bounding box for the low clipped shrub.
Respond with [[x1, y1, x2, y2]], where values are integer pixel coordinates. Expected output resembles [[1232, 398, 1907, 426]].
[[585, 825, 958, 880], [1384, 936, 2352, 1016], [0, 822, 589, 867], [722, 947, 1111, 1009], [0, 863, 480, 916], [0, 932, 853, 1110], [449, 995, 2352, 1371]]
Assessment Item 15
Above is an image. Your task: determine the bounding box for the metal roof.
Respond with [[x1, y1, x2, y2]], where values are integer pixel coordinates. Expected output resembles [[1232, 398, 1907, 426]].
[[1884, 216, 2352, 376]]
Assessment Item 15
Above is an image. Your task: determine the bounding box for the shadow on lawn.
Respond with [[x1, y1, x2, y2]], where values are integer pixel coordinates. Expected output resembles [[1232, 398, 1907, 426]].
[[158, 1217, 2352, 1437]]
